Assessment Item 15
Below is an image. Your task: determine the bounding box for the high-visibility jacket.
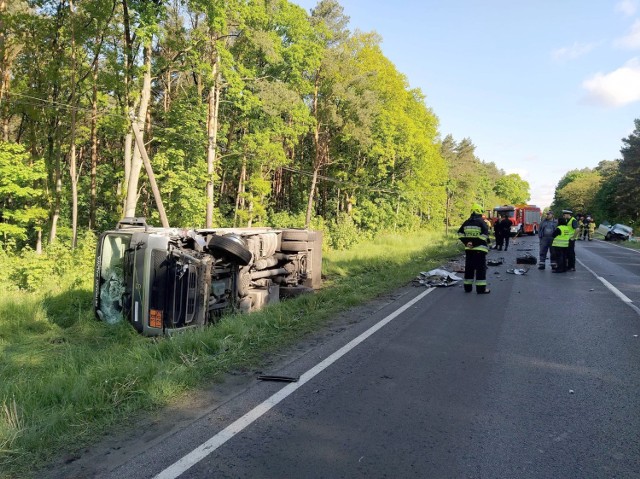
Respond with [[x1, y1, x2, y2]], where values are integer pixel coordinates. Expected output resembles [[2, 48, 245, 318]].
[[553, 225, 571, 247], [566, 216, 578, 240], [458, 214, 489, 253]]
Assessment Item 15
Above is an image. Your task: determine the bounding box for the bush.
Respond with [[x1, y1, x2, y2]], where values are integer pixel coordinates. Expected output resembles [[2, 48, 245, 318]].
[[7, 230, 96, 293], [327, 213, 362, 250]]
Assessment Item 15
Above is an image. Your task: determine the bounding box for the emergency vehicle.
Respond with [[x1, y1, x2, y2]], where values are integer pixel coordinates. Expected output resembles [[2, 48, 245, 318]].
[[489, 204, 541, 236]]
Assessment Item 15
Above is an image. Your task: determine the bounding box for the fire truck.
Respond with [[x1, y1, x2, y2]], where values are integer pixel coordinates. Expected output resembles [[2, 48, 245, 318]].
[[489, 204, 541, 236]]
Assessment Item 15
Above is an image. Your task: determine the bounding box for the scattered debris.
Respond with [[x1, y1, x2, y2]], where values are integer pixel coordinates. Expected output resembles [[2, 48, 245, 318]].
[[257, 375, 299, 382], [506, 268, 529, 275], [589, 288, 595, 292], [415, 268, 463, 287], [569, 390, 575, 394], [487, 258, 504, 266], [516, 253, 537, 265]]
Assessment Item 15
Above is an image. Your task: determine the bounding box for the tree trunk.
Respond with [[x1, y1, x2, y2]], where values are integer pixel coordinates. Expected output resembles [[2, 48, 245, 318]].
[[69, 0, 78, 248], [233, 157, 246, 226], [123, 42, 152, 218], [305, 166, 319, 228], [205, 44, 220, 228], [121, 0, 133, 213], [36, 230, 42, 254], [48, 3, 65, 244], [89, 64, 98, 229], [0, 0, 10, 141]]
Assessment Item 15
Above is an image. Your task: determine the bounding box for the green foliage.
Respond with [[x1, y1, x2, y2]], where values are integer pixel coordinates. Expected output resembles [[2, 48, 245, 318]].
[[0, 142, 48, 249], [616, 118, 640, 224], [493, 173, 531, 205], [8, 230, 96, 293], [3, 0, 532, 258], [327, 213, 361, 249], [551, 118, 640, 226]]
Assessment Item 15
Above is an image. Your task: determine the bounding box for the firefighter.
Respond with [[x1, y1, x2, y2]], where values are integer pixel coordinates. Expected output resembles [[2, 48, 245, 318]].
[[562, 209, 579, 271], [458, 203, 491, 294], [576, 214, 585, 240], [587, 216, 596, 240], [551, 217, 571, 273]]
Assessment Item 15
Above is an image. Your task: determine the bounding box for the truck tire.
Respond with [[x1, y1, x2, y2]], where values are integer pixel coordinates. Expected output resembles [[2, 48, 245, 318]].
[[281, 229, 312, 241], [208, 235, 253, 265], [280, 240, 309, 252]]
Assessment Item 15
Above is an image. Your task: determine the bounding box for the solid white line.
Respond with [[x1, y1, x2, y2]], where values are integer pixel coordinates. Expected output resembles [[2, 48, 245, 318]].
[[577, 259, 640, 315], [602, 240, 640, 254], [153, 287, 435, 479]]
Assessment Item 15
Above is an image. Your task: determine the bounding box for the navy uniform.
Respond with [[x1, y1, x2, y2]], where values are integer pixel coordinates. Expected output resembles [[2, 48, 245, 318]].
[[458, 204, 491, 294]]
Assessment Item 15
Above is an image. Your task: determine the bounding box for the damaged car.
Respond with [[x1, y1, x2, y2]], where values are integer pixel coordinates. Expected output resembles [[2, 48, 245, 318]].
[[597, 222, 634, 241]]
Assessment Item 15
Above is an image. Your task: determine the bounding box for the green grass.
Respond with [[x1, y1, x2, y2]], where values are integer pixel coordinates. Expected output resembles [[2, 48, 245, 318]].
[[0, 230, 460, 478]]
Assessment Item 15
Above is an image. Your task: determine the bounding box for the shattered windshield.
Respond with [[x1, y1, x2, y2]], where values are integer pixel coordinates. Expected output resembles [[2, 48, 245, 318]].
[[97, 233, 132, 324]]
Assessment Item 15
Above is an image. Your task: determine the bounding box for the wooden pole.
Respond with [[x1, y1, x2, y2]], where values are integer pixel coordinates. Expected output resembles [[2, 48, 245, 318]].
[[130, 120, 169, 227]]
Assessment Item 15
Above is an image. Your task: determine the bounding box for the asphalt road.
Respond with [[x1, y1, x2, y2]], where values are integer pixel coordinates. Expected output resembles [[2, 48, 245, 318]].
[[50, 235, 640, 479]]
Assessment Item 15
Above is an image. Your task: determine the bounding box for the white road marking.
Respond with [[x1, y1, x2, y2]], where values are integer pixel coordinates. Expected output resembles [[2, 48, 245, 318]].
[[595, 239, 640, 254], [577, 259, 640, 316], [153, 287, 436, 479]]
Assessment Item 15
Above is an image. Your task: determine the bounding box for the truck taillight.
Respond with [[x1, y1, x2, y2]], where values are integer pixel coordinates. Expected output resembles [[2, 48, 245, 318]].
[[149, 309, 163, 329]]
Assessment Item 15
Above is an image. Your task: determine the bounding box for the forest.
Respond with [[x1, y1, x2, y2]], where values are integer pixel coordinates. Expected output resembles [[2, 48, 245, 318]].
[[1, 0, 637, 259], [0, 0, 537, 259], [550, 118, 640, 226]]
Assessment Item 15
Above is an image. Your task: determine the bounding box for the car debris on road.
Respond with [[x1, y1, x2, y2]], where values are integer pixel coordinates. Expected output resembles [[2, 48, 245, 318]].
[[414, 268, 463, 287], [506, 268, 529, 275]]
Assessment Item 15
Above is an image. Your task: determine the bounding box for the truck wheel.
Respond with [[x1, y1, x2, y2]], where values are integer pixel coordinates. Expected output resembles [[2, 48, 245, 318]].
[[281, 229, 312, 241], [208, 235, 253, 265], [605, 232, 611, 241], [280, 240, 309, 252]]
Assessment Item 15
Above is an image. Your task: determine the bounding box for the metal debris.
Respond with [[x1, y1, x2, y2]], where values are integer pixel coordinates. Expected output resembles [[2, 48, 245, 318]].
[[487, 258, 504, 266], [415, 268, 463, 287], [257, 375, 299, 382], [516, 253, 537, 265], [506, 268, 529, 275]]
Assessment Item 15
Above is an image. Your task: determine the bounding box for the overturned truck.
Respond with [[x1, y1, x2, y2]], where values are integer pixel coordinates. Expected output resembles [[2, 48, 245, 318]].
[[93, 218, 322, 336]]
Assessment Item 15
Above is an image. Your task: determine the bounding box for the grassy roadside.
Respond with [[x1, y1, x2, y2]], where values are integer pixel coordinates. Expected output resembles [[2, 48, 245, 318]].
[[0, 230, 460, 478]]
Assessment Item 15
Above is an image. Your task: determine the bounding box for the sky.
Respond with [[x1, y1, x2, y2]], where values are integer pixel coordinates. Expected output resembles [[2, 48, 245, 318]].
[[292, 0, 640, 209]]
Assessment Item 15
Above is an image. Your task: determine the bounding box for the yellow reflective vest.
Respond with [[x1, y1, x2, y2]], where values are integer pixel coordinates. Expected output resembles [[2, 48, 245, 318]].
[[553, 225, 571, 247]]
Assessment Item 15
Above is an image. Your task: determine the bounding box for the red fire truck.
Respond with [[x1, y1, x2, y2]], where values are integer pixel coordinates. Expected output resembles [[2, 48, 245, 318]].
[[489, 204, 541, 236]]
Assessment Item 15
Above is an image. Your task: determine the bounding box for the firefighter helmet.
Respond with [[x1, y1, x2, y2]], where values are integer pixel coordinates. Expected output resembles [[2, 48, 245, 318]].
[[471, 203, 483, 215]]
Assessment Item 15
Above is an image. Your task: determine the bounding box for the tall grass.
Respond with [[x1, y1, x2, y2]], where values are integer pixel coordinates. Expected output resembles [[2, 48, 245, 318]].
[[0, 230, 459, 478]]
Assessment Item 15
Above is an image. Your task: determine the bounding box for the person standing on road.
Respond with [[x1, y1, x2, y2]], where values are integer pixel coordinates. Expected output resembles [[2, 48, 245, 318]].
[[458, 203, 491, 294], [482, 214, 493, 249], [497, 214, 512, 251], [587, 216, 596, 240], [563, 210, 579, 271], [552, 217, 571, 273], [538, 210, 557, 270], [494, 217, 504, 251]]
